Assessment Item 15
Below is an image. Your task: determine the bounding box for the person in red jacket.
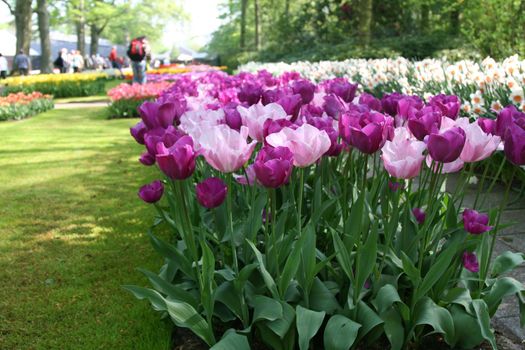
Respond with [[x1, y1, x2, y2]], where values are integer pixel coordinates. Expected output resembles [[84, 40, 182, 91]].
[[109, 46, 123, 77]]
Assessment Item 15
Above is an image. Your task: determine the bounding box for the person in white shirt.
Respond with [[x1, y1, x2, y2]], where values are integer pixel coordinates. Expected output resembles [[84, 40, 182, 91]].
[[0, 53, 8, 79]]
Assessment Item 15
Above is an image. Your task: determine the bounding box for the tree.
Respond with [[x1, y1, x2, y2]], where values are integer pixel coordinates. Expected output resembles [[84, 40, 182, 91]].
[[254, 0, 260, 50], [240, 0, 247, 49], [2, 0, 33, 54], [356, 0, 373, 45], [36, 0, 52, 72]]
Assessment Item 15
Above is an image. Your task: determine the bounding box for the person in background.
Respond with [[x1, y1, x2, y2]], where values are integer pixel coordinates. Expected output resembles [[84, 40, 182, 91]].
[[14, 49, 30, 76], [54, 49, 67, 73], [127, 36, 150, 84], [72, 50, 84, 73], [0, 53, 8, 79]]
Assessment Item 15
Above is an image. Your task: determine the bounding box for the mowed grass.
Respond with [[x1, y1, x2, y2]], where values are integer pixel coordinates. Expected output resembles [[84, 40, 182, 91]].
[[0, 107, 171, 349]]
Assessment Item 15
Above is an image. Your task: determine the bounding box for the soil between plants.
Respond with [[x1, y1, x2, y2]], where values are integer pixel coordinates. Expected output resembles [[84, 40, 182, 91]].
[[171, 327, 523, 349]]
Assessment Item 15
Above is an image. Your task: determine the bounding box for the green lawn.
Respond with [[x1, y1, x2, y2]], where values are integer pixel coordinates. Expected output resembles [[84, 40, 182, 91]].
[[0, 107, 171, 349]]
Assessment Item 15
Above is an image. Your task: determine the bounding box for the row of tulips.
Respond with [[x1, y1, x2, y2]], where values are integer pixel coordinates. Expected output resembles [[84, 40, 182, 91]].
[[0, 91, 54, 121], [107, 82, 173, 118], [127, 69, 525, 349], [1, 72, 108, 98]]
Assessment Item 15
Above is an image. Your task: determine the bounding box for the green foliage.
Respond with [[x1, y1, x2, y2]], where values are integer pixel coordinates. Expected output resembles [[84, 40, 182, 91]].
[[107, 98, 149, 119], [2, 79, 107, 98], [208, 0, 525, 68], [0, 97, 54, 121]]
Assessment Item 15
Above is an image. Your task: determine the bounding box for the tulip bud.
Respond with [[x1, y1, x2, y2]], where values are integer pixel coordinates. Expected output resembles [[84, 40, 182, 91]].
[[462, 252, 479, 273], [462, 209, 492, 234], [196, 177, 227, 209], [138, 180, 164, 203]]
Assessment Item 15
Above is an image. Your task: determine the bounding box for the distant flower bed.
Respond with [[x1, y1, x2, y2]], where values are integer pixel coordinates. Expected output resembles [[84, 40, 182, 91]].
[[107, 82, 173, 119], [239, 56, 525, 120], [1, 72, 108, 98], [0, 91, 54, 121], [122, 64, 227, 81]]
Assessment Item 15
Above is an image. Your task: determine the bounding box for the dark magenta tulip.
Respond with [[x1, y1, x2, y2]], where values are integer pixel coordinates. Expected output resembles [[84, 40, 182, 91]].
[[359, 93, 382, 112], [429, 94, 460, 119], [427, 127, 466, 163], [156, 136, 196, 180], [407, 106, 442, 141], [462, 209, 492, 234], [292, 79, 316, 104], [254, 146, 294, 188], [504, 122, 525, 165], [224, 108, 242, 130], [412, 207, 426, 224], [196, 177, 227, 209], [323, 94, 345, 119], [327, 78, 357, 103], [138, 180, 164, 203], [462, 252, 479, 273], [238, 82, 262, 106], [477, 118, 496, 135], [139, 152, 155, 166], [277, 94, 302, 120], [130, 121, 147, 145]]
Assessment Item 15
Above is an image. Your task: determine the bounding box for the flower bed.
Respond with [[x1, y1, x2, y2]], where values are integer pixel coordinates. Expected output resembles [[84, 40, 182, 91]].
[[239, 56, 525, 120], [127, 70, 525, 349], [123, 65, 227, 82], [0, 91, 54, 121], [1, 72, 108, 98], [107, 82, 173, 118]]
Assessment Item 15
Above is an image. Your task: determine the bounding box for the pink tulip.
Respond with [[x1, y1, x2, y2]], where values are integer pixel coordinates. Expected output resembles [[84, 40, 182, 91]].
[[381, 127, 426, 179], [265, 123, 331, 167], [199, 125, 257, 173], [237, 102, 289, 141], [455, 118, 501, 162], [425, 155, 464, 174]]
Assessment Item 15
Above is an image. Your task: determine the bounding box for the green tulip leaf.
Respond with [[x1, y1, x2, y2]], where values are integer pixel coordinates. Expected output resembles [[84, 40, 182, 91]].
[[323, 314, 361, 350], [296, 305, 325, 350]]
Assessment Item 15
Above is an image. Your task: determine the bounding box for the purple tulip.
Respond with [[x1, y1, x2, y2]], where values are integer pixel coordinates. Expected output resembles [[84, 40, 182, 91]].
[[196, 177, 227, 209], [412, 208, 426, 224], [139, 101, 161, 129], [155, 136, 196, 180], [381, 93, 405, 117], [504, 122, 525, 165], [224, 108, 242, 130], [462, 209, 492, 234], [238, 82, 262, 106], [130, 121, 147, 144], [254, 146, 294, 188], [277, 94, 302, 120], [397, 97, 423, 120], [477, 118, 496, 135], [323, 94, 346, 119], [326, 78, 357, 103], [138, 180, 164, 203], [427, 127, 466, 163], [342, 111, 389, 154], [496, 105, 525, 137], [462, 252, 479, 273], [139, 152, 155, 166], [359, 93, 382, 112], [407, 106, 442, 141], [262, 89, 281, 105], [388, 181, 403, 192], [292, 79, 316, 104], [263, 118, 296, 139], [429, 94, 460, 119]]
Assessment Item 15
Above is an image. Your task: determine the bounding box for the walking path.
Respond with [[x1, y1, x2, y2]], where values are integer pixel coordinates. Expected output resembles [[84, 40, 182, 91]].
[[55, 101, 109, 109]]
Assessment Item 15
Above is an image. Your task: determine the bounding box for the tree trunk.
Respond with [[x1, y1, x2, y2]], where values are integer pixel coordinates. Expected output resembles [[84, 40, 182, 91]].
[[420, 3, 430, 33], [284, 0, 289, 17], [240, 0, 247, 49], [90, 24, 100, 56], [14, 0, 33, 54], [357, 0, 372, 45], [254, 0, 260, 50], [449, 7, 460, 35], [76, 0, 86, 55], [36, 0, 52, 73]]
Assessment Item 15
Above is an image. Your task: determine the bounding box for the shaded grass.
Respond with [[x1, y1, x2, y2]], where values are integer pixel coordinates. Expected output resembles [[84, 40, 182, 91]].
[[0, 107, 171, 349]]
